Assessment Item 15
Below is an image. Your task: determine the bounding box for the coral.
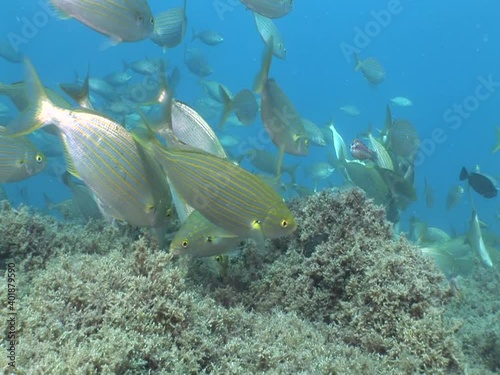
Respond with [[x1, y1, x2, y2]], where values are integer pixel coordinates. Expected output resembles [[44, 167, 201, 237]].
[[0, 189, 470, 374]]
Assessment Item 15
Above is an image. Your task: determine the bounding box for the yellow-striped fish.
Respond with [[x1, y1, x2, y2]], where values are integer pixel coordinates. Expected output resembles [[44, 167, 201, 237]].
[[253, 12, 286, 59], [242, 0, 293, 19], [8, 60, 170, 229], [50, 0, 154, 43], [150, 140, 296, 240], [368, 133, 394, 171], [0, 135, 46, 183], [150, 0, 187, 49], [170, 210, 241, 257]]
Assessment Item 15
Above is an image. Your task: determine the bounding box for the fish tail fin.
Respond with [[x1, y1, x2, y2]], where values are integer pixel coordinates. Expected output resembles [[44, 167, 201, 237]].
[[353, 52, 361, 71], [218, 85, 232, 128], [253, 37, 273, 93], [60, 63, 92, 109], [7, 59, 55, 136], [154, 60, 180, 147], [459, 167, 468, 181]]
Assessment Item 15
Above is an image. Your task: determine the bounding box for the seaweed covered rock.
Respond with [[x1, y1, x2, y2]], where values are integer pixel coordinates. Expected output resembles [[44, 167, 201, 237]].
[[201, 189, 464, 373], [0, 189, 467, 374], [0, 201, 128, 272], [447, 267, 500, 374]]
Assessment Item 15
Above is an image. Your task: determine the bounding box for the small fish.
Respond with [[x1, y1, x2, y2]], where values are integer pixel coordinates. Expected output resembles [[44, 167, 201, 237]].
[[170, 210, 241, 257], [354, 53, 385, 85], [305, 162, 335, 189], [418, 227, 451, 245], [123, 58, 160, 76], [242, 0, 293, 19], [467, 209, 493, 267], [200, 80, 232, 103], [446, 185, 464, 210], [460, 167, 498, 198], [192, 29, 224, 46], [0, 40, 23, 63], [150, 2, 188, 49], [424, 177, 434, 209], [219, 135, 240, 148], [350, 139, 375, 161], [253, 12, 286, 60], [302, 118, 326, 147], [87, 78, 115, 100], [340, 105, 360, 117], [0, 135, 46, 183], [390, 96, 413, 107], [184, 48, 212, 77], [104, 71, 132, 86], [50, 0, 155, 43]]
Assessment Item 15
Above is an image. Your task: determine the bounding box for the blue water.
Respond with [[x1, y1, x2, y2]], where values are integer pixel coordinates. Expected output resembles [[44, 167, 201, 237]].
[[1, 0, 499, 238]]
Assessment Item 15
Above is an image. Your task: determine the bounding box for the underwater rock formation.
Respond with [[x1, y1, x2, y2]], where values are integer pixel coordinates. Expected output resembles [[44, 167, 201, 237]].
[[0, 189, 474, 374]]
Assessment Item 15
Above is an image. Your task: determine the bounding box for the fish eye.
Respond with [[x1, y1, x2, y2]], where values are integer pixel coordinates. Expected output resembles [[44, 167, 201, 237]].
[[281, 219, 288, 228], [150, 17, 155, 25], [181, 240, 188, 248], [215, 255, 223, 262], [206, 236, 213, 243], [35, 154, 43, 163]]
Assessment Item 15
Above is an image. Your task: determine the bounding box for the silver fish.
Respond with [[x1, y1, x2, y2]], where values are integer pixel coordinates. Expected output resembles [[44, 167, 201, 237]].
[[253, 12, 286, 59], [242, 0, 293, 19], [50, 0, 155, 42]]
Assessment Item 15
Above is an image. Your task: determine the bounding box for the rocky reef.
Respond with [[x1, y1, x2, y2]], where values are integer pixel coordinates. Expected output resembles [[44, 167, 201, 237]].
[[0, 189, 495, 374]]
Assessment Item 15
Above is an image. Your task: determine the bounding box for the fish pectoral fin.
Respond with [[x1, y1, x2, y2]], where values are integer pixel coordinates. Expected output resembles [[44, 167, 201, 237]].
[[49, 4, 71, 20], [62, 146, 81, 180], [99, 38, 121, 52]]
